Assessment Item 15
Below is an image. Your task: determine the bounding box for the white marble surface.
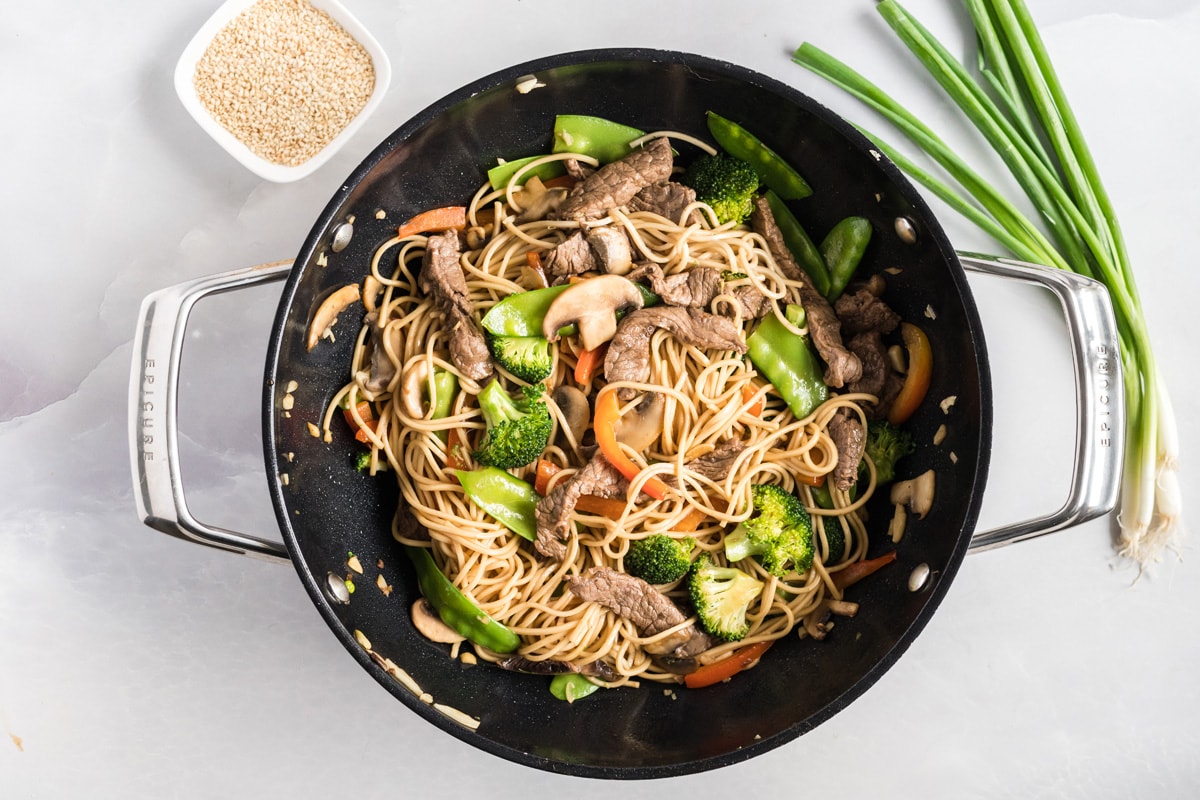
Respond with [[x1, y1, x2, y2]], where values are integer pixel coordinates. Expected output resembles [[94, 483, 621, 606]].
[[3, 1, 1199, 797]]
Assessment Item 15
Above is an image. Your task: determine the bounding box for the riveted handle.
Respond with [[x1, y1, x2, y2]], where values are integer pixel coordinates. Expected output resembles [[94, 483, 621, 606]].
[[957, 253, 1124, 552], [129, 262, 294, 563]]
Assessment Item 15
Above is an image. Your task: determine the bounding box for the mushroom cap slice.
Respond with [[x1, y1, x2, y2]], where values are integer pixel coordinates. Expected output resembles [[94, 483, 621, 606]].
[[552, 384, 590, 447], [307, 283, 361, 351], [614, 393, 665, 452], [541, 274, 644, 352]]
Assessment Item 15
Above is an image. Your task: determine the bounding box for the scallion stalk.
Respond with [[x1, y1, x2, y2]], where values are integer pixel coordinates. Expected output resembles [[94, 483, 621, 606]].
[[794, 0, 1181, 565]]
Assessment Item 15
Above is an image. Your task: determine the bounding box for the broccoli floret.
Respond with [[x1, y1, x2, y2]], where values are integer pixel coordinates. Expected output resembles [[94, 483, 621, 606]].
[[487, 334, 554, 383], [724, 484, 814, 578], [688, 553, 764, 641], [821, 517, 846, 563], [471, 379, 553, 469], [685, 153, 760, 225], [625, 535, 696, 584], [864, 420, 916, 485]]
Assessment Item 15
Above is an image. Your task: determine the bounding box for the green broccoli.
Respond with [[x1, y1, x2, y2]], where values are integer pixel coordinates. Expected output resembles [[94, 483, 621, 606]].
[[688, 553, 764, 641], [685, 153, 760, 225], [625, 534, 696, 584], [724, 484, 814, 578], [471, 379, 553, 469], [864, 420, 916, 485], [487, 334, 554, 383]]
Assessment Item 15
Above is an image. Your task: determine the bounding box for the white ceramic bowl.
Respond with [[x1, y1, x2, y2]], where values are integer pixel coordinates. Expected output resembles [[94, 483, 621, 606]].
[[174, 0, 391, 183]]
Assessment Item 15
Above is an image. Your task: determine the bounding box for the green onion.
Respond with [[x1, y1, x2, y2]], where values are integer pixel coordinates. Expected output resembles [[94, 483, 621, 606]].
[[794, 0, 1180, 566]]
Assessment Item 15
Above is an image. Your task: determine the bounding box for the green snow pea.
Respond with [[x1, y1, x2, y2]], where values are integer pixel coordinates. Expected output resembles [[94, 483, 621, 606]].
[[552, 115, 646, 163], [455, 467, 539, 542], [747, 304, 828, 420], [549, 673, 601, 703], [480, 282, 660, 339], [706, 111, 812, 200], [403, 545, 521, 653], [764, 190, 831, 296], [821, 216, 873, 302]]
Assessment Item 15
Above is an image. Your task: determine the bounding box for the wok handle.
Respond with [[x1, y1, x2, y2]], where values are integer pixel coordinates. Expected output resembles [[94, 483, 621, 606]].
[[956, 253, 1124, 552], [128, 262, 294, 564]]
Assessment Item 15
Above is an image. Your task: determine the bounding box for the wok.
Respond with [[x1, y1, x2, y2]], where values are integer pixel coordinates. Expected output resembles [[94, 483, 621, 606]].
[[129, 49, 1123, 778]]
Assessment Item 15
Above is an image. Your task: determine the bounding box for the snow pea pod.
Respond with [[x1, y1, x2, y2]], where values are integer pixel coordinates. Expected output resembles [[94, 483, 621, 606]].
[[549, 673, 601, 703], [455, 467, 539, 542], [764, 190, 831, 296], [821, 216, 873, 302], [746, 305, 828, 420], [403, 544, 521, 653], [552, 115, 645, 163], [707, 112, 812, 200]]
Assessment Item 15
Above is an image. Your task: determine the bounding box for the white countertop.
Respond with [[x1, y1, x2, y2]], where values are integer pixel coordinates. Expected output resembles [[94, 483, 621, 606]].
[[3, 1, 1198, 797]]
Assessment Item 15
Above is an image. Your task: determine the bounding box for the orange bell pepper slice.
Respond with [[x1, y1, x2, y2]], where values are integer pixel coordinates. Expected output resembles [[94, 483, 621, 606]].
[[888, 323, 932, 426], [593, 388, 670, 501]]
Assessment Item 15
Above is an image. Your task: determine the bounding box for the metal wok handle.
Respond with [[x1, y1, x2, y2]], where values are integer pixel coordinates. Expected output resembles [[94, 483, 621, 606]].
[[128, 261, 294, 564], [957, 253, 1124, 552]]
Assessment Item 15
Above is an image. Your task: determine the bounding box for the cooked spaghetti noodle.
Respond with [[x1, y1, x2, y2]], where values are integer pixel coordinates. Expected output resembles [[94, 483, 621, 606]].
[[326, 140, 880, 687]]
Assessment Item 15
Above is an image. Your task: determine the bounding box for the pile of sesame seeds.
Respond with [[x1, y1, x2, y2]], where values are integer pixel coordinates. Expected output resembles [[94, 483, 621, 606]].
[[193, 0, 376, 167]]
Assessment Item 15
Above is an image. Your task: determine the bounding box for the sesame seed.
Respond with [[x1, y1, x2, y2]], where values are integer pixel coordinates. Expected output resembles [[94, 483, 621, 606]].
[[193, 0, 375, 167]]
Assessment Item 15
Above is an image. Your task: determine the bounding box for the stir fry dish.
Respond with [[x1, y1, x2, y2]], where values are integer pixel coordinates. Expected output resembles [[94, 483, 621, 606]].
[[319, 112, 933, 698]]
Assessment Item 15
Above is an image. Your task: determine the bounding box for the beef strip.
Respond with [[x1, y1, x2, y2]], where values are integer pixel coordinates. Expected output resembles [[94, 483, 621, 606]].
[[835, 286, 901, 337], [418, 231, 494, 382], [626, 263, 724, 308], [626, 181, 699, 225], [534, 453, 629, 561], [568, 566, 713, 657], [494, 655, 618, 682], [684, 440, 747, 483], [828, 408, 865, 491], [542, 231, 597, 285], [729, 284, 771, 320], [845, 331, 890, 401], [604, 306, 747, 400], [750, 197, 861, 388], [556, 137, 674, 221]]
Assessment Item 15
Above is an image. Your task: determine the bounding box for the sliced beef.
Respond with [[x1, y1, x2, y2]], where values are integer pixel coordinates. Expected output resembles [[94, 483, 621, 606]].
[[626, 181, 699, 225], [556, 137, 674, 221], [534, 453, 629, 561], [567, 566, 712, 657], [684, 440, 747, 483], [828, 408, 865, 492], [835, 286, 901, 337], [586, 226, 633, 275], [845, 331, 890, 401], [495, 655, 618, 682], [729, 284, 771, 320], [448, 313, 494, 382], [542, 231, 597, 285], [627, 263, 724, 309], [418, 232, 494, 382], [418, 231, 471, 318], [604, 306, 747, 400], [750, 197, 862, 388]]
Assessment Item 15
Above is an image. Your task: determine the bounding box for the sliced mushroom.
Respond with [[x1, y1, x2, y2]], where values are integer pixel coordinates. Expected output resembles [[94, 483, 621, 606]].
[[542, 274, 644, 352], [400, 361, 432, 419], [410, 598, 466, 644], [890, 469, 936, 519], [306, 283, 361, 351], [552, 384, 590, 446], [514, 176, 567, 223], [614, 392, 665, 451], [586, 226, 633, 275], [362, 274, 384, 313]]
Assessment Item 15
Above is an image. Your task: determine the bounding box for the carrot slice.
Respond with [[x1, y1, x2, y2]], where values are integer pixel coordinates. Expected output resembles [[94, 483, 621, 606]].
[[593, 388, 670, 500], [831, 551, 898, 592], [575, 495, 630, 518], [396, 206, 468, 239], [741, 385, 765, 417], [534, 458, 560, 495], [684, 640, 774, 689], [887, 323, 933, 426], [342, 401, 377, 443]]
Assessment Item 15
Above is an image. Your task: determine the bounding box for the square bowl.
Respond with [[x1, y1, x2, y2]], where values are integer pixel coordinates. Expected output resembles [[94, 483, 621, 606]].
[[174, 0, 391, 183]]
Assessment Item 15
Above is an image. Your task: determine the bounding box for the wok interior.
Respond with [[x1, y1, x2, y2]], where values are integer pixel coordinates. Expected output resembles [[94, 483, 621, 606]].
[[265, 51, 989, 777]]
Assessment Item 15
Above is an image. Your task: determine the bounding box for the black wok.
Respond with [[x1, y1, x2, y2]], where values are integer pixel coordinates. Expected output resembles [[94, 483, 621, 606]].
[[131, 49, 1123, 779]]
